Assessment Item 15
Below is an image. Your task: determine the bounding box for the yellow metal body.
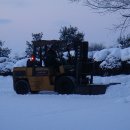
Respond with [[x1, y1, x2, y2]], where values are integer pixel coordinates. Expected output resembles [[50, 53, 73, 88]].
[[13, 65, 64, 92]]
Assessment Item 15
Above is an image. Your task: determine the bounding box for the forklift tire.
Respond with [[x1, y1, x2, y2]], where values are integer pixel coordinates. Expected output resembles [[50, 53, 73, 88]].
[[14, 80, 30, 94], [55, 76, 76, 94]]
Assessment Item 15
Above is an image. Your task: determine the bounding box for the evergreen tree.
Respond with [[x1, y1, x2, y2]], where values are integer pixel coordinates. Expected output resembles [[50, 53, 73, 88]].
[[117, 35, 130, 48], [25, 41, 33, 58], [59, 25, 84, 43], [32, 32, 43, 41], [0, 41, 11, 57], [25, 33, 43, 57], [59, 25, 84, 50]]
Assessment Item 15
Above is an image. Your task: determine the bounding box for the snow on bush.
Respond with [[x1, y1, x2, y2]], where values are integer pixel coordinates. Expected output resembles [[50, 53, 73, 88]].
[[63, 50, 75, 59], [0, 57, 8, 63], [88, 51, 96, 59], [63, 52, 68, 59], [100, 56, 121, 69], [13, 58, 28, 67], [121, 47, 130, 61], [93, 49, 109, 62], [1, 62, 14, 73], [0, 57, 15, 73], [0, 56, 29, 74], [91, 48, 122, 69], [100, 48, 121, 69], [109, 48, 121, 59]]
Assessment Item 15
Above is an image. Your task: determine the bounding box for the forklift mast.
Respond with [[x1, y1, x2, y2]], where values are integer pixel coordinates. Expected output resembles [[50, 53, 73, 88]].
[[74, 41, 93, 84]]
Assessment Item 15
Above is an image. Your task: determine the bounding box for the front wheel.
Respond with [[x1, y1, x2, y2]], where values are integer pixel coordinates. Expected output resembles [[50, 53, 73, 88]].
[[55, 76, 76, 94], [14, 80, 30, 94]]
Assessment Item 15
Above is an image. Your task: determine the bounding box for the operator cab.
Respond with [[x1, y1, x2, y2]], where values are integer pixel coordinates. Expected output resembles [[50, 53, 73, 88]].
[[27, 40, 62, 67], [26, 40, 65, 85]]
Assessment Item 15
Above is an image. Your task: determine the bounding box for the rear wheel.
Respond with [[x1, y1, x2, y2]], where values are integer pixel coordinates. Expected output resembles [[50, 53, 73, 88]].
[[55, 76, 76, 94], [14, 80, 30, 94]]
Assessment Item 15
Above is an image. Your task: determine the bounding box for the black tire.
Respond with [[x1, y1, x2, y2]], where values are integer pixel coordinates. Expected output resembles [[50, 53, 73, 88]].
[[30, 91, 39, 94], [14, 80, 30, 94], [55, 76, 76, 94]]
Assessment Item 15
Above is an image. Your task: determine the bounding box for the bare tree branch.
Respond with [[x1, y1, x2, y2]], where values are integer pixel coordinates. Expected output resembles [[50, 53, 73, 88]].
[[70, 0, 130, 33]]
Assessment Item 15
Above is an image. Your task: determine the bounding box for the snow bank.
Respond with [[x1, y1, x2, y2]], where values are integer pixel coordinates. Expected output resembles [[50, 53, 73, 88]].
[[94, 75, 130, 98]]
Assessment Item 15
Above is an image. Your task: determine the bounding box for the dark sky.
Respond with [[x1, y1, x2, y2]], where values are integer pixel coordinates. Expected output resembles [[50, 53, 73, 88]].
[[0, 0, 122, 55]]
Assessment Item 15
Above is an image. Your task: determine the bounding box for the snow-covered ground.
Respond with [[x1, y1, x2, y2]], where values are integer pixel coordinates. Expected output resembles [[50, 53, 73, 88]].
[[0, 75, 130, 130]]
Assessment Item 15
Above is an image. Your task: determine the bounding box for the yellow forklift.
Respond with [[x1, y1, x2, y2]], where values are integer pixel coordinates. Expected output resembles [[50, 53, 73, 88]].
[[13, 40, 107, 94]]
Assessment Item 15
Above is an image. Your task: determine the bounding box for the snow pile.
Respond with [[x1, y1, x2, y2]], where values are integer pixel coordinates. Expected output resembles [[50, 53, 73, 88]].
[[13, 58, 28, 67], [94, 75, 130, 98]]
